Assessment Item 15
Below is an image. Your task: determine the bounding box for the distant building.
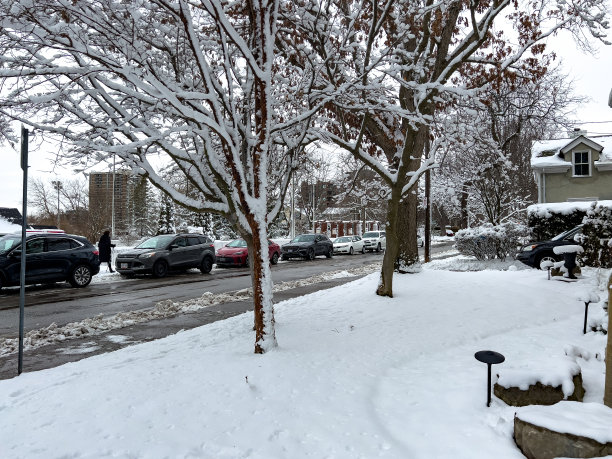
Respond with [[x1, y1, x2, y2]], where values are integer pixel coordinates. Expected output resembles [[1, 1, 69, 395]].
[[88, 170, 135, 233]]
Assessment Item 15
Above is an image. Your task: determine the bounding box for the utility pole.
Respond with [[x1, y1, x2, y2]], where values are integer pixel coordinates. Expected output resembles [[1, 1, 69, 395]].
[[424, 133, 431, 263], [290, 176, 295, 239], [311, 182, 315, 233], [51, 180, 62, 229]]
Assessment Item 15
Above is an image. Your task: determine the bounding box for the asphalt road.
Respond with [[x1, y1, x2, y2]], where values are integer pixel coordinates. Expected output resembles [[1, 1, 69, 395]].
[[0, 243, 454, 379]]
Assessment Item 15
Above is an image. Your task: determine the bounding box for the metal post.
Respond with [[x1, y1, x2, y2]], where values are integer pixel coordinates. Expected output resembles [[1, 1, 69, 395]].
[[18, 126, 29, 375], [583, 302, 590, 334], [290, 175, 295, 239], [111, 154, 116, 237], [312, 182, 315, 233], [51, 180, 62, 229], [486, 363, 492, 407]]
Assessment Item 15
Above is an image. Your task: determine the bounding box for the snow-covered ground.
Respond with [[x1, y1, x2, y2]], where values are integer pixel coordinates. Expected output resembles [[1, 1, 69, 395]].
[[1, 255, 610, 458]]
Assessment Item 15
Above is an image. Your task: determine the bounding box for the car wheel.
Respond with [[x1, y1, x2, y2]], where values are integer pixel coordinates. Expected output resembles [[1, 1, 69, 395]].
[[200, 257, 213, 274], [244, 256, 249, 268], [281, 254, 288, 261], [536, 253, 559, 270], [271, 252, 279, 265], [376, 243, 381, 253], [361, 246, 365, 254], [307, 248, 315, 260], [326, 247, 333, 258], [349, 247, 354, 255], [152, 260, 169, 278], [68, 264, 93, 288]]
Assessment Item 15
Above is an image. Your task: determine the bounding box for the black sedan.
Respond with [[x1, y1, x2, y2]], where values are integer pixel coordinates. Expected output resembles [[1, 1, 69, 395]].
[[516, 225, 583, 268], [281, 234, 334, 260], [0, 232, 101, 289]]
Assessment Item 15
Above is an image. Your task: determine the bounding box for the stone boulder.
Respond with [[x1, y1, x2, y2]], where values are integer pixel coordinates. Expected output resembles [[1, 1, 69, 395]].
[[494, 358, 584, 407], [514, 402, 612, 459]]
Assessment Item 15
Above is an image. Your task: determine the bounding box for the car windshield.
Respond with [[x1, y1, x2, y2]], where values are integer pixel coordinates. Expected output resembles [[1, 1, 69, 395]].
[[136, 235, 175, 249], [551, 226, 581, 241], [363, 232, 379, 238], [291, 234, 316, 243], [0, 235, 21, 254], [226, 239, 247, 248], [335, 237, 351, 243]]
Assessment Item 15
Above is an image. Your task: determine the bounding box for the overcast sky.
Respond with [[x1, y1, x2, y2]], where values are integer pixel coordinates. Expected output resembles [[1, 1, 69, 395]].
[[2, 27, 612, 212]]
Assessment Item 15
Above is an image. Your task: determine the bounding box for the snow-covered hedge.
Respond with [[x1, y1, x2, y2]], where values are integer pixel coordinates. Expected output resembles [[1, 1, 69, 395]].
[[578, 203, 612, 268], [455, 222, 529, 261], [527, 202, 592, 241]]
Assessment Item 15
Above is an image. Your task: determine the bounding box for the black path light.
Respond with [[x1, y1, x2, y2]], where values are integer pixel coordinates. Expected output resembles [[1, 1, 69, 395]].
[[576, 291, 600, 334], [474, 350, 505, 407]]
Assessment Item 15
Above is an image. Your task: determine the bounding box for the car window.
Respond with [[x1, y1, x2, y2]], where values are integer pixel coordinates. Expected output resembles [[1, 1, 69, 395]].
[[291, 235, 316, 243], [26, 238, 45, 254], [47, 238, 74, 252], [381, 232, 386, 238], [0, 235, 21, 254], [227, 239, 248, 248], [186, 236, 202, 246], [199, 236, 212, 244], [173, 237, 187, 247], [137, 235, 175, 249], [363, 232, 379, 238], [336, 237, 350, 243]]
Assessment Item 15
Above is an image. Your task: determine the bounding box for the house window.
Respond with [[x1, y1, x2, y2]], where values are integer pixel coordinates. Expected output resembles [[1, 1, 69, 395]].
[[573, 151, 590, 177]]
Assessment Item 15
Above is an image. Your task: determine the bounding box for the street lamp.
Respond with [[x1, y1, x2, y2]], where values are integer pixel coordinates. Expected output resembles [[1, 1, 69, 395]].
[[51, 180, 62, 229]]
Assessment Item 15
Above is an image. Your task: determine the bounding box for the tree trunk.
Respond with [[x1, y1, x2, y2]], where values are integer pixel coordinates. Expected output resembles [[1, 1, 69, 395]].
[[377, 188, 401, 297], [604, 273, 612, 407], [244, 221, 277, 354], [395, 193, 420, 273]]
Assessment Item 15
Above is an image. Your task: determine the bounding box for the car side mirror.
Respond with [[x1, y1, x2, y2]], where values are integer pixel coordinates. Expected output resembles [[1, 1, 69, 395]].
[[10, 250, 22, 257], [169, 244, 178, 250]]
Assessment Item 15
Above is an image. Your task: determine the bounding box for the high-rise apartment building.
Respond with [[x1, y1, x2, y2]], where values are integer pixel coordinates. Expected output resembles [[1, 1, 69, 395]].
[[88, 170, 134, 234]]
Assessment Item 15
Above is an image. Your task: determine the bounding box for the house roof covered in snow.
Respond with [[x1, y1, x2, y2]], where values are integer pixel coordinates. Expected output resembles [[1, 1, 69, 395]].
[[531, 135, 612, 170]]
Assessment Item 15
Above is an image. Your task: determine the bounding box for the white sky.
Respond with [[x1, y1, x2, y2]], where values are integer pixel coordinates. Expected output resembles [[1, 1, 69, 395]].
[[1, 26, 611, 211]]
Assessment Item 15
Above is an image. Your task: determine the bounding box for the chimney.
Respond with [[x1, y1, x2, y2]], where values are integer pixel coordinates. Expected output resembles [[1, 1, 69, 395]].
[[569, 127, 587, 138]]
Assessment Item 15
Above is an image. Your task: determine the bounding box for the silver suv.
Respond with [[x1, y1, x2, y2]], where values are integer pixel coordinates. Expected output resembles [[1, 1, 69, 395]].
[[362, 231, 386, 252], [115, 233, 216, 278]]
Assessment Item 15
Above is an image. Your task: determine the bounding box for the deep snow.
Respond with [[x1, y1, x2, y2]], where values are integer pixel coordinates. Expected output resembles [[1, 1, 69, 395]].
[[0, 254, 610, 458]]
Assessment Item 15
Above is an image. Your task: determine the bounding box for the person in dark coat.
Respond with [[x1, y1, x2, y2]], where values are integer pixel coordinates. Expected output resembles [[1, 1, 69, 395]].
[[98, 230, 116, 272]]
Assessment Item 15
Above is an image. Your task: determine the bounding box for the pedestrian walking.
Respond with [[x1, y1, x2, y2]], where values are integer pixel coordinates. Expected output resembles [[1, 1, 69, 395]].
[[98, 230, 116, 273]]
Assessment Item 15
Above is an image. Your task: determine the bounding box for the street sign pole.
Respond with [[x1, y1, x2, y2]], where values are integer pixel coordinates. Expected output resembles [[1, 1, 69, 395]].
[[18, 125, 29, 375]]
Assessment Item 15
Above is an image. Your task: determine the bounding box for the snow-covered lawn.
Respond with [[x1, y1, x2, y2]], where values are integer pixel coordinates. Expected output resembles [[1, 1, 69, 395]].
[[0, 258, 610, 458]]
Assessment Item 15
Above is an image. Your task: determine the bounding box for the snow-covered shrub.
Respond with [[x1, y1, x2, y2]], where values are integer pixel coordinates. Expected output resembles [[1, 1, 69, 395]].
[[527, 203, 589, 241], [578, 203, 612, 268], [455, 222, 529, 261]]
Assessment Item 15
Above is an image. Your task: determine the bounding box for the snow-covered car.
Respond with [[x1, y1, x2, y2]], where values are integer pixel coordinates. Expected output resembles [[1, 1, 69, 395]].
[[281, 234, 333, 260], [115, 233, 216, 277], [333, 235, 365, 255], [216, 239, 281, 267], [362, 231, 386, 252]]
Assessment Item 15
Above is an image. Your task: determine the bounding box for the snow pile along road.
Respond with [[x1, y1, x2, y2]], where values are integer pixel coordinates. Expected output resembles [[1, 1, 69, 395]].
[[0, 263, 380, 357]]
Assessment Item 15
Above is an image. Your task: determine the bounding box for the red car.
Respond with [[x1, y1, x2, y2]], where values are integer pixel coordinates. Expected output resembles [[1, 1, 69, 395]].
[[216, 239, 281, 267]]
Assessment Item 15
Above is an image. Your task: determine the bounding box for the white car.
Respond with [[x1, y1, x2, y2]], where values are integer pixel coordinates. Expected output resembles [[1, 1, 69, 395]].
[[417, 234, 424, 248], [333, 235, 365, 255], [362, 231, 386, 252]]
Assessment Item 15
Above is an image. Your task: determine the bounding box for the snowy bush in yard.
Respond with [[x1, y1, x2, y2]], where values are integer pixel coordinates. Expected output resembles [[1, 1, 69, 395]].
[[578, 203, 612, 268], [455, 223, 529, 261]]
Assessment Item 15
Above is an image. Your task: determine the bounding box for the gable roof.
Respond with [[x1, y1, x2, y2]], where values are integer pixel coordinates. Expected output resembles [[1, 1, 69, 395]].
[[531, 135, 612, 170]]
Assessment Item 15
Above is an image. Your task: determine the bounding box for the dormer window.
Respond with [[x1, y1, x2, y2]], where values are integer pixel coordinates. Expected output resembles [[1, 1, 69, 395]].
[[573, 151, 590, 177]]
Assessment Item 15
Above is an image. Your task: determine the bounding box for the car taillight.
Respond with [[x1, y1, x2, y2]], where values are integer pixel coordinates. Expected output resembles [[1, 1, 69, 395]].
[[209, 244, 214, 248], [93, 249, 99, 255]]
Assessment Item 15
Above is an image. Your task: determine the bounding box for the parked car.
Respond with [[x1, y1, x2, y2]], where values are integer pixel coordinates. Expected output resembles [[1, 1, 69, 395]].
[[216, 239, 281, 267], [516, 225, 583, 269], [281, 234, 333, 260], [115, 233, 216, 278], [362, 231, 386, 252], [0, 232, 100, 289], [417, 234, 424, 248], [333, 235, 365, 255]]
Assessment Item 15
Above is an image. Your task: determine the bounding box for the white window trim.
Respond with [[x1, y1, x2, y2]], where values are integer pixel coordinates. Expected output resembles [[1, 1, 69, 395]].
[[572, 150, 591, 177]]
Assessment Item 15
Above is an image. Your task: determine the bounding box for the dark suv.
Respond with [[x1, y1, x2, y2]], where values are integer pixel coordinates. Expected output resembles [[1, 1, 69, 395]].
[[0, 232, 100, 289], [516, 225, 583, 268], [115, 233, 216, 277], [281, 234, 333, 260]]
